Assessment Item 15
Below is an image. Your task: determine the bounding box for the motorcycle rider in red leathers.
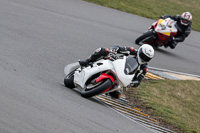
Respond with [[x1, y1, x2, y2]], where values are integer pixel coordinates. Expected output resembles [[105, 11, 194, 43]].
[[160, 12, 192, 49], [79, 44, 154, 99]]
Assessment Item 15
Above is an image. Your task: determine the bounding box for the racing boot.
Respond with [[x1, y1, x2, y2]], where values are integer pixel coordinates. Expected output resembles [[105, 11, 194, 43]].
[[169, 41, 177, 49], [164, 43, 169, 48], [79, 59, 89, 67], [109, 91, 121, 99], [79, 47, 109, 67]]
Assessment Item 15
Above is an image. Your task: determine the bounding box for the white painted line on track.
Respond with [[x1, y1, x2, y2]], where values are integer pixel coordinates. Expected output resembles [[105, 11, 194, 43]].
[[149, 66, 200, 78]]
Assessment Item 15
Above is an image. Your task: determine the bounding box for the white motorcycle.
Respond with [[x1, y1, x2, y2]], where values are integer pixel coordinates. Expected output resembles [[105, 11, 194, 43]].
[[64, 52, 139, 98]]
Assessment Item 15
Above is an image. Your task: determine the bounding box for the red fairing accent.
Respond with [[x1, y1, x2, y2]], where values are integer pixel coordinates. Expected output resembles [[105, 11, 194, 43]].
[[105, 48, 109, 53], [171, 32, 177, 36], [157, 32, 169, 41], [96, 73, 114, 85], [144, 68, 148, 73], [152, 19, 160, 29]]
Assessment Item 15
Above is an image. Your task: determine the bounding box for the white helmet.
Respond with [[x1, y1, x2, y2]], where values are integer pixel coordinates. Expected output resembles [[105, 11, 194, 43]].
[[181, 12, 192, 26], [137, 44, 154, 64]]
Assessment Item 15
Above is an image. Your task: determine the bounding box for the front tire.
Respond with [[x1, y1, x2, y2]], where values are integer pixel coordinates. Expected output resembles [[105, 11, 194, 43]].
[[81, 79, 113, 98], [64, 70, 75, 89], [135, 30, 156, 45]]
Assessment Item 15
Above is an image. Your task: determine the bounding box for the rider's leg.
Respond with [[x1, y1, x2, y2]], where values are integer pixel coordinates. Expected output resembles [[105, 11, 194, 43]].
[[79, 48, 109, 66]]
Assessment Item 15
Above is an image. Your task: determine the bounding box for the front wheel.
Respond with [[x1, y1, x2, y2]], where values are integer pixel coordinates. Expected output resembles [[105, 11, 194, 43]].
[[64, 70, 76, 89], [81, 79, 113, 98], [135, 30, 156, 45]]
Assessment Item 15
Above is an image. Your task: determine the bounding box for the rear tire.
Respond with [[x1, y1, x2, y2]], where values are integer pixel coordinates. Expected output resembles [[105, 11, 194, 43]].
[[64, 70, 75, 89], [135, 30, 156, 45], [81, 79, 113, 98]]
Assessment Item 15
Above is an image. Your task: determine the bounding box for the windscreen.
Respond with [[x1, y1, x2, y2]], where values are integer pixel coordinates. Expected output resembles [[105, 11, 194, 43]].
[[124, 57, 139, 75]]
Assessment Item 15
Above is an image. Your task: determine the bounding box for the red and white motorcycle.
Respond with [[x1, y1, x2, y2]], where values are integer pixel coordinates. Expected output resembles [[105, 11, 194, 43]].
[[64, 52, 139, 98], [135, 18, 177, 47]]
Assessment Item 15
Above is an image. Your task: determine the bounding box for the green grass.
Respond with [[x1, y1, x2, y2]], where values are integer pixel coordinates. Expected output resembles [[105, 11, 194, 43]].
[[83, 0, 200, 31], [125, 80, 200, 133]]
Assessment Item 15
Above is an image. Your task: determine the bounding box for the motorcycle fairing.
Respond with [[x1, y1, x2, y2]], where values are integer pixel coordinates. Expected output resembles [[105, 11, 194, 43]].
[[155, 18, 177, 37], [147, 18, 178, 46], [74, 57, 135, 88], [64, 62, 80, 76], [74, 60, 114, 88], [109, 56, 135, 86]]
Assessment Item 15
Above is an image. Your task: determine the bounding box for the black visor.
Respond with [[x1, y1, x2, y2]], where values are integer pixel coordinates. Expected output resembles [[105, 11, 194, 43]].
[[182, 18, 189, 25], [139, 48, 152, 62]]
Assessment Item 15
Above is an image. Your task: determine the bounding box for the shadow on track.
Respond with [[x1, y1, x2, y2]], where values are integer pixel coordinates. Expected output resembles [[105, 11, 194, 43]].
[[61, 84, 81, 96], [61, 84, 105, 106], [134, 43, 187, 60], [154, 47, 188, 61]]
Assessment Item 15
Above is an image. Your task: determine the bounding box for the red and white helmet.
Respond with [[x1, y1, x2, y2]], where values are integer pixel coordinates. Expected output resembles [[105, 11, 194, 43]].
[[181, 12, 192, 26]]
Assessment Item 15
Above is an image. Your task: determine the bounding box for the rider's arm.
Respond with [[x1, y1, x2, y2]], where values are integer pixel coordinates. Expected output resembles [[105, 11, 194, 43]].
[[160, 15, 180, 21], [184, 26, 192, 37], [170, 15, 180, 21], [131, 64, 148, 87], [173, 26, 191, 42], [117, 46, 137, 55], [160, 14, 171, 19], [173, 35, 185, 42]]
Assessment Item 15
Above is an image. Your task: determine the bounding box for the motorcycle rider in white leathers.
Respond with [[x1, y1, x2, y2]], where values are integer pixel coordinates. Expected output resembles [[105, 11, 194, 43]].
[[79, 44, 154, 99]]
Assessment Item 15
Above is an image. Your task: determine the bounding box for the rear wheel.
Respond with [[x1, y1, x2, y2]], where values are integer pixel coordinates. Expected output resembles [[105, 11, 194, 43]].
[[135, 30, 156, 45], [81, 79, 113, 98], [64, 70, 76, 89]]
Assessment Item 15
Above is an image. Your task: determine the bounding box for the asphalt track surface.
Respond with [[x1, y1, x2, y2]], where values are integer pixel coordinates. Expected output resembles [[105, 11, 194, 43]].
[[0, 0, 199, 133]]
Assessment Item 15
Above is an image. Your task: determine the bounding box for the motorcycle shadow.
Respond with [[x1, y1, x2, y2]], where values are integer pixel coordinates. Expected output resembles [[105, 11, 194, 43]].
[[61, 84, 105, 105], [153, 47, 187, 60], [61, 84, 80, 95]]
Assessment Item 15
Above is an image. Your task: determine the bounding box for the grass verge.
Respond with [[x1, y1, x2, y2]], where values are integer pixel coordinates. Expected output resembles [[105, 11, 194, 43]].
[[124, 79, 200, 133], [83, 0, 200, 31]]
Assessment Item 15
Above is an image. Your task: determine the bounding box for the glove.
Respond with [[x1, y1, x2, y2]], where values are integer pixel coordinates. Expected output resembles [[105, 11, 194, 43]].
[[172, 37, 179, 41], [129, 80, 140, 88], [171, 37, 179, 42], [159, 15, 171, 19]]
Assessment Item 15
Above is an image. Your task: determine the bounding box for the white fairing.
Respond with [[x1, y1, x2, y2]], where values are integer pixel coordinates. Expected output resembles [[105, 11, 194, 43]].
[[155, 18, 177, 36], [64, 62, 80, 76], [111, 57, 135, 86], [73, 56, 135, 89]]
